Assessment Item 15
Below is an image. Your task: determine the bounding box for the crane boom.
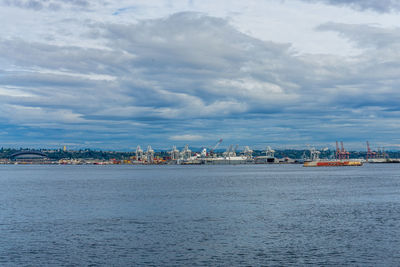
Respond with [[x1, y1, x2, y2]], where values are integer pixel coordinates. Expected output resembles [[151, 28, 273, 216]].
[[210, 139, 223, 152], [213, 139, 223, 150]]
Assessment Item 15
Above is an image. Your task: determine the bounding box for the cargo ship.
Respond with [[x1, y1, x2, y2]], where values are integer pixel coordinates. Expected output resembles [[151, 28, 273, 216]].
[[304, 160, 363, 167], [303, 143, 363, 167]]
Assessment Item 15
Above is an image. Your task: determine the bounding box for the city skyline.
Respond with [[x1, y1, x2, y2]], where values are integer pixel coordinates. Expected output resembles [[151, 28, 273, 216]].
[[1, 0, 400, 150]]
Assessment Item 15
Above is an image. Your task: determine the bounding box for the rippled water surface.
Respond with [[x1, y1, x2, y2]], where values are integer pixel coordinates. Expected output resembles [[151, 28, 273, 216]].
[[1, 164, 400, 266]]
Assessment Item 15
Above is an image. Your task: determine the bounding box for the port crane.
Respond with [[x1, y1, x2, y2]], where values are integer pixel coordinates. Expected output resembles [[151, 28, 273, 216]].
[[136, 145, 144, 161], [224, 145, 234, 158], [266, 146, 275, 158], [367, 142, 388, 160], [169, 145, 180, 160], [243, 146, 253, 159], [336, 141, 349, 160], [209, 139, 223, 156], [146, 145, 154, 163], [377, 147, 387, 159], [341, 141, 350, 160], [366, 141, 377, 161]]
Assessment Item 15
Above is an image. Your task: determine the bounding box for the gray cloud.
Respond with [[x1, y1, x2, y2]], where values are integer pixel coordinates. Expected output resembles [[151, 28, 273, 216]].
[[317, 22, 400, 49], [101, 13, 302, 108], [314, 22, 400, 114], [300, 0, 400, 12], [1, 12, 400, 148]]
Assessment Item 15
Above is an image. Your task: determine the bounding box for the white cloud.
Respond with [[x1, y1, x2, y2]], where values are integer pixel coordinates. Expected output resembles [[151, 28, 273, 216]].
[[169, 134, 204, 141]]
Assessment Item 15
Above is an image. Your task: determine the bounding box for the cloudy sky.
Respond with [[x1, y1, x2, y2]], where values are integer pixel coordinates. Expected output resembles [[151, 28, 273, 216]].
[[1, 0, 400, 150]]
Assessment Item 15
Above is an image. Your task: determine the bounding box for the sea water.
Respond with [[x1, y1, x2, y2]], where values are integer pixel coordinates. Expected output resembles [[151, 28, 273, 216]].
[[1, 164, 400, 266]]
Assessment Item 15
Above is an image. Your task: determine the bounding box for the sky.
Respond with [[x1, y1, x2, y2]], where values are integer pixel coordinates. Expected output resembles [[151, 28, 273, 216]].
[[1, 0, 400, 151]]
